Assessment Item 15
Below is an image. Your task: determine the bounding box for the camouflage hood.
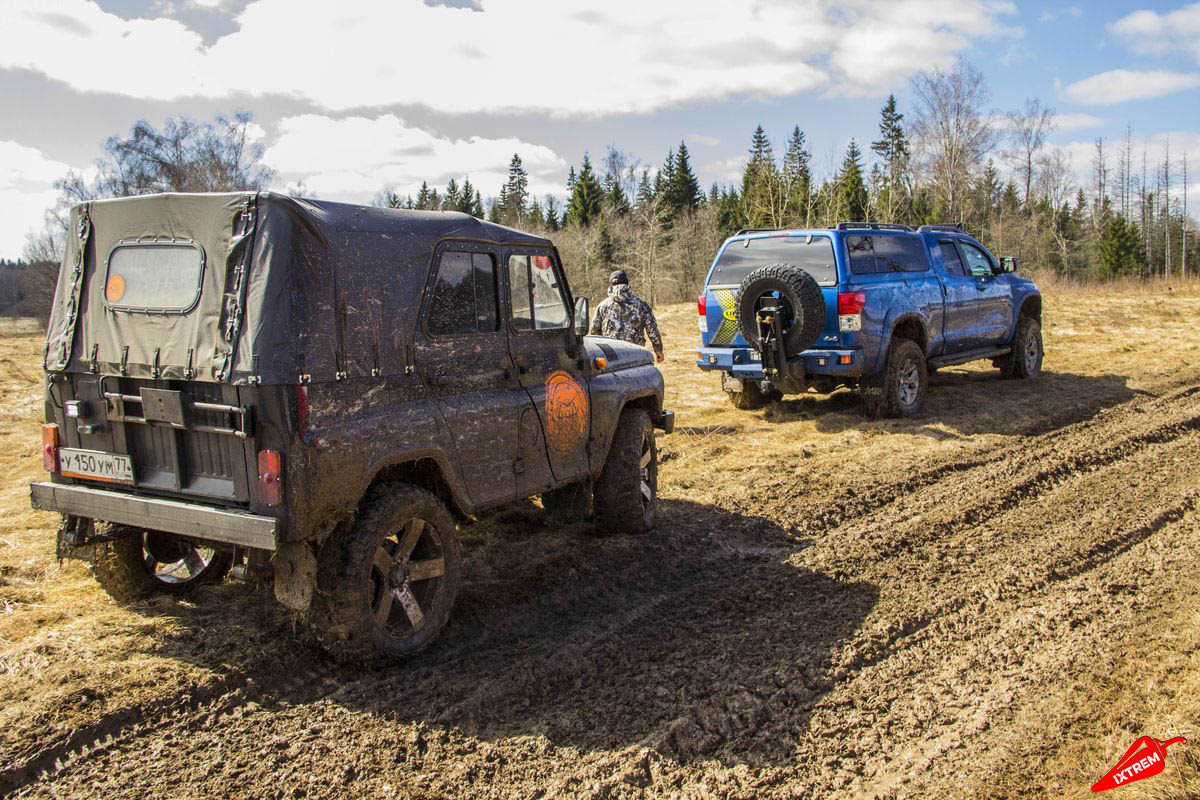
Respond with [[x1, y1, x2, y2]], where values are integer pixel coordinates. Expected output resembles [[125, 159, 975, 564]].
[[607, 284, 635, 303]]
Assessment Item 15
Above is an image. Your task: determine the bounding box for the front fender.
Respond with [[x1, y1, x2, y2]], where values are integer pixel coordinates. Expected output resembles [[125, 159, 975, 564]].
[[587, 364, 664, 471]]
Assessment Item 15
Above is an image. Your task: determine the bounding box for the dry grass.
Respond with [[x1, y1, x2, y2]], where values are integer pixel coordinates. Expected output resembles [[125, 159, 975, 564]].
[[1, 281, 1198, 793]]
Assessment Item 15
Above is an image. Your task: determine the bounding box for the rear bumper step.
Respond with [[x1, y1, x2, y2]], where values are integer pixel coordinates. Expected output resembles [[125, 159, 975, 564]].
[[30, 482, 278, 551]]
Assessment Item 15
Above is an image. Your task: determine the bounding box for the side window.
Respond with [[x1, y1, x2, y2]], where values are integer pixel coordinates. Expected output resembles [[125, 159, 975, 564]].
[[847, 235, 877, 275], [873, 235, 929, 272], [427, 250, 499, 336], [508, 254, 569, 331], [959, 243, 996, 277], [937, 241, 966, 276]]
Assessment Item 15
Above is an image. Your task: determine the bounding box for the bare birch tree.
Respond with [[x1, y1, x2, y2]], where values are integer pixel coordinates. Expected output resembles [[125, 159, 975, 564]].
[[1006, 97, 1055, 207]]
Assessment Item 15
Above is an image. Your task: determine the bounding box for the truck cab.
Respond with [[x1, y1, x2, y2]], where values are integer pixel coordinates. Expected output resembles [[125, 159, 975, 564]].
[[696, 223, 1043, 416]]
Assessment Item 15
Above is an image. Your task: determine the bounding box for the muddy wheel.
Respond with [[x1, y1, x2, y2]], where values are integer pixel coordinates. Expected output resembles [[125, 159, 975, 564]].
[[308, 484, 462, 663], [89, 526, 231, 602], [999, 316, 1043, 379], [862, 338, 928, 419], [541, 481, 591, 520], [593, 408, 657, 535]]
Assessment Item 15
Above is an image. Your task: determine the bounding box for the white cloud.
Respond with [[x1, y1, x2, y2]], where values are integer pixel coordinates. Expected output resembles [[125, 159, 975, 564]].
[[1059, 69, 1200, 105], [1, 0, 1017, 115], [1038, 5, 1081, 23], [1048, 131, 1200, 216], [0, 140, 78, 259], [686, 134, 720, 147], [701, 156, 747, 184], [1055, 112, 1106, 131], [1110, 3, 1200, 63], [262, 114, 567, 202]]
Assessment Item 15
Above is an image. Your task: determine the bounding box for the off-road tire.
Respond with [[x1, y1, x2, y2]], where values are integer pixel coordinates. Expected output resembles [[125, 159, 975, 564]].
[[541, 481, 591, 520], [861, 338, 928, 419], [593, 408, 657, 535], [735, 264, 825, 357], [726, 380, 782, 410], [999, 316, 1043, 379], [89, 525, 231, 602], [308, 483, 462, 663]]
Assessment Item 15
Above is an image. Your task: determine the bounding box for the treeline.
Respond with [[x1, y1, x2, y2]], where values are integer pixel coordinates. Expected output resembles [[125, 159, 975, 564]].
[[18, 60, 1198, 321], [382, 60, 1197, 304]]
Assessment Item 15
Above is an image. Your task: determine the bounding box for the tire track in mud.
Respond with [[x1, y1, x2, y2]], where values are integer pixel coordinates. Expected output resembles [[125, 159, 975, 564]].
[[0, 664, 347, 795], [16, 370, 1200, 798]]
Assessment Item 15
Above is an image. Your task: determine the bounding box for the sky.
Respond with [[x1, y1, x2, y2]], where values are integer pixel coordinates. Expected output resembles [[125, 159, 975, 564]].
[[1, 0, 1199, 259]]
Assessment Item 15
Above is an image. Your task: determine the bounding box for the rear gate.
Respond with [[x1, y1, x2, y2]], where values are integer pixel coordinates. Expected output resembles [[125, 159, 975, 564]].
[[59, 374, 256, 505], [701, 284, 842, 351]]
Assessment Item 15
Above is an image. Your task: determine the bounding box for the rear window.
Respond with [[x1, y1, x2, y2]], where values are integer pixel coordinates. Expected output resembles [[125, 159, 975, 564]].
[[707, 236, 837, 287], [104, 242, 205, 312], [847, 235, 929, 275]]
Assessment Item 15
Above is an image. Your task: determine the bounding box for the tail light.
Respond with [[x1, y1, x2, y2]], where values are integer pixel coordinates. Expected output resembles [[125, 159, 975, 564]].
[[42, 424, 59, 473], [257, 449, 283, 507], [296, 385, 309, 435], [837, 291, 866, 332], [697, 293, 708, 333]]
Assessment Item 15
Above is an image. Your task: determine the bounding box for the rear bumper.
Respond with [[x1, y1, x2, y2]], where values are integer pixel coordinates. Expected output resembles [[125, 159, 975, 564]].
[[30, 482, 278, 551], [695, 346, 865, 379]]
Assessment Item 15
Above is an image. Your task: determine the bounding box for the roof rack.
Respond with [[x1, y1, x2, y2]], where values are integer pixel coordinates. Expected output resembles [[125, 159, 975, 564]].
[[916, 224, 964, 233], [733, 228, 777, 236], [832, 222, 914, 232]]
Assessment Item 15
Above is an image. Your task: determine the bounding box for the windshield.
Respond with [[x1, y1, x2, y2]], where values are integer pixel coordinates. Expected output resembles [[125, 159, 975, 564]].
[[707, 236, 837, 287]]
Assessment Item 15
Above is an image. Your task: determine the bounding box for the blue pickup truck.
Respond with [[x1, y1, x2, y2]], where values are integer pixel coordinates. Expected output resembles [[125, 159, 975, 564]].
[[696, 223, 1043, 417]]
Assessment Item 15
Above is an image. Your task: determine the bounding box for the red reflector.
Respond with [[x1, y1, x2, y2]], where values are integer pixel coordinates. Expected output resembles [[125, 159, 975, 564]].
[[42, 423, 59, 472], [838, 291, 867, 315], [258, 449, 283, 507], [697, 293, 707, 317], [296, 385, 309, 435], [839, 355, 852, 365]]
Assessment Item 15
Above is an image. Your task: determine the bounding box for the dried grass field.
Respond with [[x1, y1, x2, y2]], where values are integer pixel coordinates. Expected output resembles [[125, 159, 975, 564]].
[[2, 278, 1199, 799]]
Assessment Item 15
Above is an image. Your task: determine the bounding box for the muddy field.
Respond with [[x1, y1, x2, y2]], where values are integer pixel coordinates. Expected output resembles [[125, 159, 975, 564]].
[[2, 279, 1199, 799]]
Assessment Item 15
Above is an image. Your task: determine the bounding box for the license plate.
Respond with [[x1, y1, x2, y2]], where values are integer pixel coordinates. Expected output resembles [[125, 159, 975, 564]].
[[59, 448, 134, 484]]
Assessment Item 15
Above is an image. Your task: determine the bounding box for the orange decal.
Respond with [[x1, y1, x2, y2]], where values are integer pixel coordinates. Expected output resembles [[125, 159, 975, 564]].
[[106, 274, 126, 303], [532, 255, 552, 270], [545, 370, 588, 456]]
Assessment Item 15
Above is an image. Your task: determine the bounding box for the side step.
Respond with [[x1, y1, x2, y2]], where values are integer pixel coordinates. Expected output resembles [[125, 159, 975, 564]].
[[928, 346, 1010, 369]]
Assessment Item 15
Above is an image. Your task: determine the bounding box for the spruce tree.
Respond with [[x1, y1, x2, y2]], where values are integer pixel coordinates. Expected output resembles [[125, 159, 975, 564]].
[[544, 196, 561, 231], [741, 125, 778, 228], [782, 126, 812, 224], [444, 178, 460, 211], [603, 170, 631, 216], [834, 140, 868, 223], [1097, 215, 1144, 278], [415, 181, 433, 210], [635, 169, 654, 211], [871, 96, 910, 222], [592, 221, 617, 270], [667, 140, 701, 215], [458, 177, 477, 214], [470, 189, 484, 219], [565, 153, 604, 227], [500, 154, 529, 226]]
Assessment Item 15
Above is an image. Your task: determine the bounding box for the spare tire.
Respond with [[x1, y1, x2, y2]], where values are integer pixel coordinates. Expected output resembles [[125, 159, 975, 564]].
[[735, 263, 825, 357]]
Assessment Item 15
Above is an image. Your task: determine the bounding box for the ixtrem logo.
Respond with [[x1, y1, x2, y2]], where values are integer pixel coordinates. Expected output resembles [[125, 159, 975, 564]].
[[1091, 736, 1187, 792]]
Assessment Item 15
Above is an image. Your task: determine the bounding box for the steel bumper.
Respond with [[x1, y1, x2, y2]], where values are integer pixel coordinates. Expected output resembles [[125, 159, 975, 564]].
[[30, 482, 278, 551]]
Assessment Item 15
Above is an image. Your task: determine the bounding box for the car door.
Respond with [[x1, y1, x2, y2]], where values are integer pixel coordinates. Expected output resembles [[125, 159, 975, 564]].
[[413, 243, 535, 508], [933, 239, 981, 352], [504, 248, 591, 489], [956, 240, 1013, 346]]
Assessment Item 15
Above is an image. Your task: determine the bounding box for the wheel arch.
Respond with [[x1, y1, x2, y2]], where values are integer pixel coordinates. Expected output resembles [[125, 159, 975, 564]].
[[873, 312, 929, 374]]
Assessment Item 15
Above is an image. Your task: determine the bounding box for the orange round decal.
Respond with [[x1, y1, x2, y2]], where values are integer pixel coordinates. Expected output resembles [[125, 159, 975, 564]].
[[105, 274, 126, 303], [545, 370, 588, 456]]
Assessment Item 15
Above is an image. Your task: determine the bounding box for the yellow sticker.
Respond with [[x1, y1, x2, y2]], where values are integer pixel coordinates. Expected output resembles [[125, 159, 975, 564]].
[[105, 274, 126, 303], [722, 307, 737, 322]]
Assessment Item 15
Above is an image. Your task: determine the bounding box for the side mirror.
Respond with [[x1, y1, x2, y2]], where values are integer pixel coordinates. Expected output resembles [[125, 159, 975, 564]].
[[573, 296, 590, 337], [1001, 256, 1018, 273]]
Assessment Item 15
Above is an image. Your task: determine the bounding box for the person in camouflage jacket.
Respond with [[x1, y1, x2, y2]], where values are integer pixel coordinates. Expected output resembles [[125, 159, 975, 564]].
[[589, 270, 664, 362]]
